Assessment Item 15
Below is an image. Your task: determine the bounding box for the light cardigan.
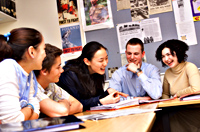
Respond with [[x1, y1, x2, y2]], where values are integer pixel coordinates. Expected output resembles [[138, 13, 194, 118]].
[[0, 59, 40, 124], [162, 61, 200, 99]]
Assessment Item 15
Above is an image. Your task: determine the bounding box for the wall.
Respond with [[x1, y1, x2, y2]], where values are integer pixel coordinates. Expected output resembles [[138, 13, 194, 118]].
[[1, 0, 200, 79], [0, 0, 80, 65], [86, 0, 200, 78]]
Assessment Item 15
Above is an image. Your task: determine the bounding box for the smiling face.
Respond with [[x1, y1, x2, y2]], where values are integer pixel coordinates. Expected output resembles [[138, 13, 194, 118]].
[[85, 48, 108, 75], [125, 44, 145, 65], [46, 56, 64, 83], [161, 47, 179, 68], [33, 38, 46, 70]]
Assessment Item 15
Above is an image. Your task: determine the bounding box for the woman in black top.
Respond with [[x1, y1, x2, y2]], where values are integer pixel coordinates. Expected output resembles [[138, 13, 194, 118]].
[[57, 41, 127, 110]]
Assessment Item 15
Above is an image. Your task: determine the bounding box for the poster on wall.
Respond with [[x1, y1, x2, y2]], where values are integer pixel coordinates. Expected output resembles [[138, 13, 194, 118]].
[[148, 0, 172, 15], [79, 0, 114, 31], [173, 0, 197, 45], [130, 0, 149, 21], [60, 24, 82, 54], [116, 0, 131, 11], [116, 17, 162, 53], [190, 0, 200, 21], [57, 0, 79, 25]]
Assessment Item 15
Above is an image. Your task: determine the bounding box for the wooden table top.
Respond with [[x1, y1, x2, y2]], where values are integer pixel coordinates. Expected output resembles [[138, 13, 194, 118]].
[[68, 103, 158, 132], [158, 98, 200, 107]]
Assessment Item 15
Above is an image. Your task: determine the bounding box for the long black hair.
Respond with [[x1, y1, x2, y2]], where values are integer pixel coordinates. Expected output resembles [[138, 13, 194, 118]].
[[63, 41, 108, 98]]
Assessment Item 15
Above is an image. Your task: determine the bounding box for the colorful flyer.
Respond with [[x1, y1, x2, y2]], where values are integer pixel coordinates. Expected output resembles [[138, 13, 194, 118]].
[[60, 24, 82, 54]]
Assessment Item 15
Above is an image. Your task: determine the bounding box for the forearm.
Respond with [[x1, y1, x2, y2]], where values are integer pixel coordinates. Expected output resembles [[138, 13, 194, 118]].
[[139, 73, 162, 99], [21, 107, 34, 121], [29, 112, 39, 120], [69, 102, 83, 115]]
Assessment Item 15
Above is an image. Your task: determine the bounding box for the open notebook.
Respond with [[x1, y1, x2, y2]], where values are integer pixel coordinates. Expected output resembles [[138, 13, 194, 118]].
[[90, 96, 177, 111], [0, 115, 84, 132]]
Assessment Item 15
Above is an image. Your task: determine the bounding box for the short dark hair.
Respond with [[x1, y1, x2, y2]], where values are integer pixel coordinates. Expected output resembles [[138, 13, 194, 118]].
[[126, 38, 144, 52], [34, 44, 62, 77], [155, 39, 189, 67]]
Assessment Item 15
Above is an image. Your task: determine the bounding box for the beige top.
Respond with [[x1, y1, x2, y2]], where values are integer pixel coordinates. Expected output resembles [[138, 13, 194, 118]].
[[162, 61, 200, 99]]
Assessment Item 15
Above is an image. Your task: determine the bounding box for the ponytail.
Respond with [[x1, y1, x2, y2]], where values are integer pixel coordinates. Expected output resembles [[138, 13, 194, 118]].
[[0, 34, 13, 62]]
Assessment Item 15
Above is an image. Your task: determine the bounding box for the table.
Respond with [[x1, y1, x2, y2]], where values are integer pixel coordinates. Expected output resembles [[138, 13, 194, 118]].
[[68, 103, 158, 132], [158, 98, 200, 107], [152, 98, 200, 132]]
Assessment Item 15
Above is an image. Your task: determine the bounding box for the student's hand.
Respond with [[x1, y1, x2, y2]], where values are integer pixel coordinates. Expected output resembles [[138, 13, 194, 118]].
[[107, 88, 117, 94], [126, 62, 140, 73], [100, 92, 120, 105], [107, 88, 128, 97], [134, 96, 151, 101]]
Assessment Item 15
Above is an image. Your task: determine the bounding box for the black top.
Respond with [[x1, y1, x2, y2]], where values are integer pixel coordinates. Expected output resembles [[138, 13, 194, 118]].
[[57, 70, 109, 111]]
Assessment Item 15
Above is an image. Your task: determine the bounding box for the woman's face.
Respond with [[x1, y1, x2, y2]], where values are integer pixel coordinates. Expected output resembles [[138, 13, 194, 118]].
[[87, 48, 108, 75], [33, 38, 46, 70], [161, 47, 179, 68]]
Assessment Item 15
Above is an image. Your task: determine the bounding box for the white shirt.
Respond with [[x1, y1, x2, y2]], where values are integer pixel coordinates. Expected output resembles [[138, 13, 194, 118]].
[[37, 83, 70, 102], [0, 59, 40, 124]]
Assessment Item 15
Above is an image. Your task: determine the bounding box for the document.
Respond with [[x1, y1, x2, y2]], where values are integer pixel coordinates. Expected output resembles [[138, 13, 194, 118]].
[[78, 105, 160, 121], [179, 91, 200, 101], [90, 98, 139, 111]]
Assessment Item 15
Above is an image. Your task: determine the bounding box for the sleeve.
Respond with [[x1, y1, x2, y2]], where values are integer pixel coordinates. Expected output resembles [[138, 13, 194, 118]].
[[138, 65, 162, 99], [28, 73, 40, 115], [0, 66, 25, 123], [162, 75, 170, 99], [54, 84, 70, 100], [176, 63, 200, 97], [36, 84, 49, 102], [108, 69, 123, 92], [57, 71, 104, 111]]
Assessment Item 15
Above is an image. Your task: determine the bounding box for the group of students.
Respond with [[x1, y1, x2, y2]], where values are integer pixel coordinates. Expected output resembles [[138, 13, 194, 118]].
[[0, 27, 200, 125]]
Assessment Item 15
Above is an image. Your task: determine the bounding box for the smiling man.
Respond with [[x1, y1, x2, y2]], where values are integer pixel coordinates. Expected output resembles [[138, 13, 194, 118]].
[[108, 38, 162, 99], [34, 44, 82, 118]]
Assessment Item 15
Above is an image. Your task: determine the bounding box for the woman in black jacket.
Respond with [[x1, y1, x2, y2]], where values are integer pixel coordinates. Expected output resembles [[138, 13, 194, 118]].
[[57, 41, 127, 110]]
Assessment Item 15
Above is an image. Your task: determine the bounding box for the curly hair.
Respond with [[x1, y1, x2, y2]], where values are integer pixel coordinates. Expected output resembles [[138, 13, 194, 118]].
[[155, 39, 189, 67]]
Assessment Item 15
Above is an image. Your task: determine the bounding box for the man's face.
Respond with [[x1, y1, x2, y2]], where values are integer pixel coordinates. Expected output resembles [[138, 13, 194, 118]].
[[125, 44, 145, 65], [46, 56, 64, 83], [90, 0, 98, 5]]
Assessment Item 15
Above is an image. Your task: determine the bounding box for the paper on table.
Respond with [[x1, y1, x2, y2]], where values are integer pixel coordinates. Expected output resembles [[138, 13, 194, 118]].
[[90, 98, 139, 111], [78, 107, 161, 121]]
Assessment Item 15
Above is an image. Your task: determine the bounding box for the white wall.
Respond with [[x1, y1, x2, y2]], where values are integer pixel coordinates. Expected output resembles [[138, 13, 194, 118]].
[[0, 0, 80, 64]]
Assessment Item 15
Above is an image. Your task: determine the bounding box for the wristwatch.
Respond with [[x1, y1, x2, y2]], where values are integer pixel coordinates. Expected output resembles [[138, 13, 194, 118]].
[[135, 68, 142, 74]]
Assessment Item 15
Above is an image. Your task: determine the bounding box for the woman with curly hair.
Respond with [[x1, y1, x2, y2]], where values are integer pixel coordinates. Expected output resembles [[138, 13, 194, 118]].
[[155, 39, 200, 99]]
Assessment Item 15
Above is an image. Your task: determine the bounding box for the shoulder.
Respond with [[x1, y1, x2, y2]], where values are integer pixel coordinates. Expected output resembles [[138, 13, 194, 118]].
[[0, 59, 17, 75], [114, 65, 127, 74], [142, 62, 159, 71], [0, 59, 17, 67], [185, 62, 199, 73], [185, 62, 198, 69]]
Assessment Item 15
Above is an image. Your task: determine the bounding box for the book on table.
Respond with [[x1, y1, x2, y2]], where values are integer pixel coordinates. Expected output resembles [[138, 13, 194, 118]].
[[0, 115, 84, 132], [90, 96, 177, 111], [90, 98, 140, 111], [179, 91, 200, 101]]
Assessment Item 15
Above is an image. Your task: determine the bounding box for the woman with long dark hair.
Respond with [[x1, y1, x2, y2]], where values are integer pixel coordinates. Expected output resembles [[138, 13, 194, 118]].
[[57, 41, 127, 110], [0, 27, 46, 124]]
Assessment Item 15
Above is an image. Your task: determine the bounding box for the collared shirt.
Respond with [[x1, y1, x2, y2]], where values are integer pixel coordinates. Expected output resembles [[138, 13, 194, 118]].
[[37, 83, 70, 102], [109, 62, 162, 99]]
